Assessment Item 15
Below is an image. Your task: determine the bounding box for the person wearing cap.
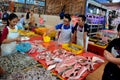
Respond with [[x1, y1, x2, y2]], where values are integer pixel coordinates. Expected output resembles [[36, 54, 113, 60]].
[[102, 24, 120, 80]]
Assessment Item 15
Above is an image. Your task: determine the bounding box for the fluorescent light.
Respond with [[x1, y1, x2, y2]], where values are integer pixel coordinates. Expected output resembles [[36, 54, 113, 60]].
[[112, 0, 120, 2]]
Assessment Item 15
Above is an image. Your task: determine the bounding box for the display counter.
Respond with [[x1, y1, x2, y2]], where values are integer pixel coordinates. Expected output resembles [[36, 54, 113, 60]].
[[101, 30, 117, 41], [88, 41, 106, 56], [88, 29, 117, 56], [27, 36, 105, 80], [0, 36, 105, 80]]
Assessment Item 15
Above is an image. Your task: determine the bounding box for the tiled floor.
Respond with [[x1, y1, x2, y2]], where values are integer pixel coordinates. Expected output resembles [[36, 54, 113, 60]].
[[85, 62, 108, 80]]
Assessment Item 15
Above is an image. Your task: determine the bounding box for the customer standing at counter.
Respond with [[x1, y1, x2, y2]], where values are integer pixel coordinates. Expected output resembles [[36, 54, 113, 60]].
[[26, 9, 30, 24], [55, 14, 74, 44], [102, 24, 120, 80], [72, 15, 89, 51], [1, 13, 21, 56], [2, 10, 9, 24], [29, 10, 35, 29]]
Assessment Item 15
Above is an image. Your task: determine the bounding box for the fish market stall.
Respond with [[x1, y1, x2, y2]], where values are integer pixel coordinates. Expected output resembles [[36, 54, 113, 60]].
[[26, 36, 105, 80], [0, 34, 105, 80]]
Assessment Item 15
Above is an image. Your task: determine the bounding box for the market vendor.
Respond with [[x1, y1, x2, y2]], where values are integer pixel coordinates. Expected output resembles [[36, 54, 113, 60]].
[[55, 14, 74, 44], [102, 24, 120, 80], [72, 15, 89, 51], [1, 13, 21, 56]]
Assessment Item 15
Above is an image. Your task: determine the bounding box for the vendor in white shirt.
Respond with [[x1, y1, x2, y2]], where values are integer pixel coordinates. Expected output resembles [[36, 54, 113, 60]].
[[1, 13, 21, 56], [72, 15, 90, 51], [55, 14, 74, 44]]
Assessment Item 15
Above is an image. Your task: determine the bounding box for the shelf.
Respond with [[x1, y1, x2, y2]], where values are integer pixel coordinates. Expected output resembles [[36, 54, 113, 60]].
[[90, 27, 98, 29], [88, 32, 98, 35], [88, 24, 103, 25]]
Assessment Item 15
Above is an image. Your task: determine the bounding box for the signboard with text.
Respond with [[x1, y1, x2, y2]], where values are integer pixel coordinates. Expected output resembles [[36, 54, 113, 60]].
[[18, 0, 25, 3], [39, 1, 45, 6], [26, 0, 34, 4]]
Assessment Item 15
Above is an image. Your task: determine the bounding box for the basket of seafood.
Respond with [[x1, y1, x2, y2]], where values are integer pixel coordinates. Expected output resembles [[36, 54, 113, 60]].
[[62, 43, 83, 55], [94, 41, 107, 48], [7, 65, 59, 80]]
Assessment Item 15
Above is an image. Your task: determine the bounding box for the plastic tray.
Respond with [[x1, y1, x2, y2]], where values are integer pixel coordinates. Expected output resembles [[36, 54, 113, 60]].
[[62, 43, 83, 55]]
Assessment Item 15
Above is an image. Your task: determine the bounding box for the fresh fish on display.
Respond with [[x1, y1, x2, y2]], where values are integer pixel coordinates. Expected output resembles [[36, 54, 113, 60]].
[[54, 58, 62, 63], [0, 53, 38, 75], [62, 63, 82, 78], [21, 36, 30, 41], [68, 67, 88, 80], [36, 49, 104, 79], [31, 40, 43, 45], [7, 66, 59, 80], [92, 56, 104, 63], [47, 64, 57, 70], [95, 41, 107, 46], [69, 45, 81, 51], [28, 45, 46, 54]]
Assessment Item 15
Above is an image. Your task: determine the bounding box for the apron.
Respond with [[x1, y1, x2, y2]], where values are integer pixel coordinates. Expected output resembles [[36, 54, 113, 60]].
[[58, 24, 72, 44], [1, 26, 19, 56], [76, 26, 89, 51]]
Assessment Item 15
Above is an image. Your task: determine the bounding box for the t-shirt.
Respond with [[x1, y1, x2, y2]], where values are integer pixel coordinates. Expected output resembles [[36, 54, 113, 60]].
[[29, 15, 35, 26], [55, 23, 74, 33], [106, 38, 120, 53], [39, 17, 44, 24], [0, 27, 8, 45], [103, 39, 120, 80], [19, 17, 25, 25], [0, 30, 2, 45], [0, 12, 2, 19], [0, 26, 19, 45], [73, 23, 90, 33]]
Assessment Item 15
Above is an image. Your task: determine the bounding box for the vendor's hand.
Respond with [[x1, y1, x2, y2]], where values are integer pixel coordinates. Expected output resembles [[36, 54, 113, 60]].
[[68, 43, 72, 47], [71, 37, 76, 43], [104, 50, 114, 61], [55, 36, 58, 41], [43, 32, 47, 36], [83, 47, 87, 52], [117, 65, 120, 68], [14, 37, 21, 42], [69, 41, 73, 45]]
